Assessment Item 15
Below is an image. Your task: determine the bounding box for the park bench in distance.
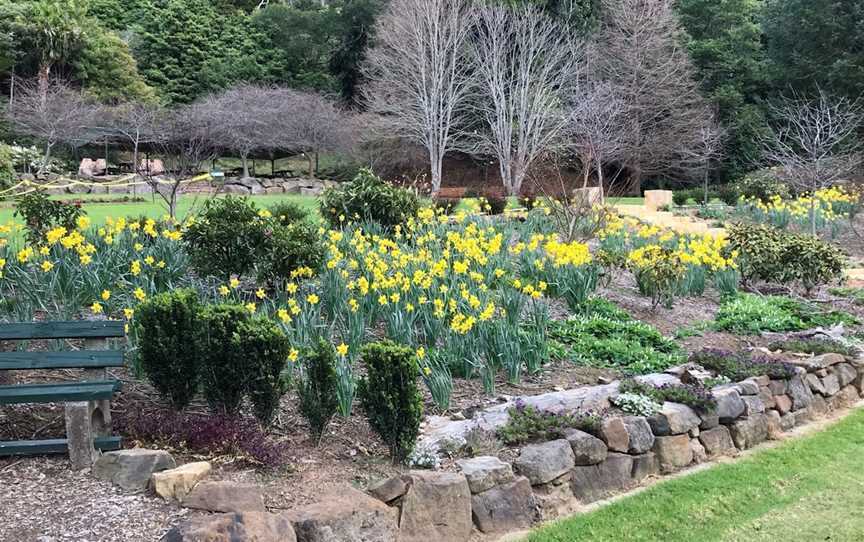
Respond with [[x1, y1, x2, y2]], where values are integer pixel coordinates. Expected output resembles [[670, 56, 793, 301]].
[[0, 321, 124, 469]]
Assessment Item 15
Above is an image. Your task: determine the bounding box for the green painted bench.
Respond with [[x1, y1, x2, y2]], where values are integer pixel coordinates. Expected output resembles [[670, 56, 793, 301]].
[[0, 321, 125, 468]]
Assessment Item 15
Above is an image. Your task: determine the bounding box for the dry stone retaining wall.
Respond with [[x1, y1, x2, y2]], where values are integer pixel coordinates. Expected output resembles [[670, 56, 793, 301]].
[[163, 352, 863, 541]]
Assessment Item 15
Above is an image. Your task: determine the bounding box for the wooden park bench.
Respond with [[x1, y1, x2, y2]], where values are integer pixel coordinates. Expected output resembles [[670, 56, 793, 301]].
[[0, 321, 124, 468]]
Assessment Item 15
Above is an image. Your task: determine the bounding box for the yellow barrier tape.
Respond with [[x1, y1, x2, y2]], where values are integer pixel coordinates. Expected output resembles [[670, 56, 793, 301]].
[[0, 173, 213, 198]]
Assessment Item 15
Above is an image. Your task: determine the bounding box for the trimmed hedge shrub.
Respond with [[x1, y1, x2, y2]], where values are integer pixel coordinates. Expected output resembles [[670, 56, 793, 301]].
[[320, 168, 420, 228], [297, 340, 340, 444], [358, 340, 423, 463], [238, 317, 292, 425], [136, 289, 201, 410]]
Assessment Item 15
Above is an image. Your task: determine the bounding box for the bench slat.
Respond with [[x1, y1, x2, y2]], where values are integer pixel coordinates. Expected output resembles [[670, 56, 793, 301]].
[[0, 350, 125, 370], [0, 381, 121, 404], [0, 436, 122, 456], [0, 321, 125, 340]]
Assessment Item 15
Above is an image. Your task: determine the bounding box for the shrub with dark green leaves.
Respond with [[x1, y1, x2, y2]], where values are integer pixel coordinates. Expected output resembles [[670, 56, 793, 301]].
[[357, 341, 423, 463], [482, 194, 507, 215], [197, 304, 251, 415], [734, 168, 790, 202], [320, 168, 420, 228], [184, 196, 269, 279], [725, 223, 846, 290], [258, 221, 324, 281], [15, 191, 85, 244], [197, 304, 290, 424], [498, 399, 602, 445], [268, 200, 310, 224], [135, 289, 201, 410], [297, 340, 340, 444], [0, 143, 14, 189], [237, 317, 291, 425]]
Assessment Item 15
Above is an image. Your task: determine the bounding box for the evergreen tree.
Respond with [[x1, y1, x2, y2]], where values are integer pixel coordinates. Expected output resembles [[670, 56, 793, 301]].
[[676, 0, 770, 180]]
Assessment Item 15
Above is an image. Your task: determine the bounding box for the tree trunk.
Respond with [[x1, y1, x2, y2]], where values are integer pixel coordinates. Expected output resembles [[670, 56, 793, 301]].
[[810, 190, 817, 236], [39, 142, 54, 177], [430, 152, 443, 197], [307, 153, 314, 178], [241, 154, 250, 179], [37, 62, 51, 102], [596, 160, 605, 200]]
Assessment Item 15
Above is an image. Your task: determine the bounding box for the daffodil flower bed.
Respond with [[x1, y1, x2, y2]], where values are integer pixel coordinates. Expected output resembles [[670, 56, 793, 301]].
[[736, 185, 862, 236]]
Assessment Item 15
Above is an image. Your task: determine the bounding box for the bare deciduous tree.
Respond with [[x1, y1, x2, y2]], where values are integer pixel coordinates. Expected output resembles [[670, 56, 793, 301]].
[[206, 85, 276, 179], [289, 90, 355, 177], [6, 78, 97, 176], [471, 5, 579, 196], [761, 89, 863, 235], [362, 0, 473, 196], [148, 102, 218, 217], [689, 119, 726, 204], [565, 80, 632, 196], [595, 0, 713, 191], [106, 101, 161, 176]]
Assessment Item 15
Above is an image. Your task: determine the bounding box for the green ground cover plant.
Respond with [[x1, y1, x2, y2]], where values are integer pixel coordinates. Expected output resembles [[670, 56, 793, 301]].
[[714, 293, 858, 335]]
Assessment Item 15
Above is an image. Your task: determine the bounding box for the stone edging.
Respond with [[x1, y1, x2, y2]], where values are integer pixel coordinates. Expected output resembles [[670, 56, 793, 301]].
[[159, 352, 862, 542]]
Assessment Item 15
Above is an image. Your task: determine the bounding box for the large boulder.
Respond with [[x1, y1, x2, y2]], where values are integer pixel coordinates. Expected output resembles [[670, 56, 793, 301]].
[[563, 429, 607, 465], [399, 471, 472, 542], [630, 452, 658, 482], [151, 462, 212, 501], [741, 396, 765, 416], [648, 403, 701, 436], [456, 456, 514, 494], [622, 416, 655, 454], [470, 476, 535, 533], [161, 512, 296, 542], [821, 373, 841, 396], [698, 426, 736, 458], [834, 363, 858, 387], [598, 418, 630, 452], [774, 394, 793, 414], [570, 452, 633, 503], [181, 481, 265, 513], [788, 375, 815, 410], [513, 440, 575, 485], [652, 435, 693, 473], [285, 486, 398, 542], [713, 388, 746, 423], [93, 449, 176, 491], [729, 414, 768, 449], [367, 476, 408, 504]]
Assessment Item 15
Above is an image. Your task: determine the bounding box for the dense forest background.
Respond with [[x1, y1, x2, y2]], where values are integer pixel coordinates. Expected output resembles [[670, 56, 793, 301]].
[[0, 0, 862, 183]]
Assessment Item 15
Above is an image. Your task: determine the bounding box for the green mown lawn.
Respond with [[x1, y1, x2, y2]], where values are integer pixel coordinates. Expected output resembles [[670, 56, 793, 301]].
[[529, 408, 864, 542]]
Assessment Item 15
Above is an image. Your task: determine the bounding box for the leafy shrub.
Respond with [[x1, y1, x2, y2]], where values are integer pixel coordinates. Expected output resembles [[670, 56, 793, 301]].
[[572, 297, 632, 321], [672, 185, 738, 206], [619, 378, 717, 413], [781, 234, 845, 292], [296, 340, 339, 444], [734, 168, 790, 202], [237, 317, 291, 425], [725, 223, 846, 291], [0, 143, 14, 189], [498, 399, 602, 445], [768, 338, 857, 357], [690, 348, 797, 381], [714, 293, 858, 335], [117, 409, 286, 467], [268, 200, 310, 224], [135, 289, 200, 410], [197, 304, 289, 423], [611, 392, 662, 416], [320, 168, 420, 228], [258, 221, 324, 282], [551, 314, 682, 375], [15, 191, 85, 244], [185, 197, 323, 281], [627, 245, 686, 308], [184, 196, 269, 279], [357, 340, 424, 463]]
